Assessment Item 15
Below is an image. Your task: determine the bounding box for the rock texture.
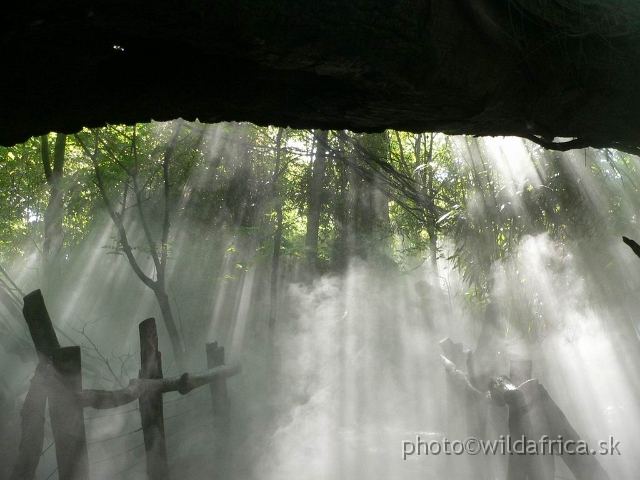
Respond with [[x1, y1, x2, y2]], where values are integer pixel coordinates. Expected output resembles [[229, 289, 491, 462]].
[[2, 1, 640, 151]]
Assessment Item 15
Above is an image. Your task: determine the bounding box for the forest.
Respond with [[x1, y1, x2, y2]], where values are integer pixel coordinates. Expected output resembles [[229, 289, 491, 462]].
[[4, 1, 640, 479], [1, 122, 639, 479]]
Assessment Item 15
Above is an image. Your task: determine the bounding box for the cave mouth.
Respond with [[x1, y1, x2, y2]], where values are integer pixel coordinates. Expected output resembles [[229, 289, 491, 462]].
[[3, 0, 640, 154]]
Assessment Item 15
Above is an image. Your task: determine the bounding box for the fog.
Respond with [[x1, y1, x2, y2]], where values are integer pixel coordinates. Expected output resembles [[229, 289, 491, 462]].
[[1, 130, 639, 479]]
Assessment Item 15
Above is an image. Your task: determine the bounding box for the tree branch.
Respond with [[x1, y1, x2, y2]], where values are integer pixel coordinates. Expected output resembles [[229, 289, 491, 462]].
[[76, 133, 157, 290], [523, 134, 640, 158], [622, 236, 640, 260], [0, 264, 24, 298], [52, 133, 66, 178], [328, 131, 441, 224]]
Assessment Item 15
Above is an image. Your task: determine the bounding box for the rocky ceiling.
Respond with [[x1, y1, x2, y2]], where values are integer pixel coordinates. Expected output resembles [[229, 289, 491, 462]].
[[3, 1, 640, 153]]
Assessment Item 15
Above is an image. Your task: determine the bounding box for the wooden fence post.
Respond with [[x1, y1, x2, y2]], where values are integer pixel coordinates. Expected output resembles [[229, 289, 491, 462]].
[[487, 371, 550, 480], [465, 350, 489, 477], [466, 350, 487, 438], [12, 290, 62, 480], [139, 318, 169, 480], [206, 342, 230, 479], [49, 346, 89, 480], [506, 359, 556, 480], [536, 384, 611, 480], [23, 290, 60, 361], [439, 338, 470, 479]]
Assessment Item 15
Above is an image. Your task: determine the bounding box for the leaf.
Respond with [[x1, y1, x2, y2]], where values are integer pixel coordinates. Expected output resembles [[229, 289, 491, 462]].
[[437, 206, 459, 224]]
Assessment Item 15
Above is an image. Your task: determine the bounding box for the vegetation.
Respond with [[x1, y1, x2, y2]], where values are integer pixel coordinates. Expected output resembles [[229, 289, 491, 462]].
[[0, 121, 638, 365]]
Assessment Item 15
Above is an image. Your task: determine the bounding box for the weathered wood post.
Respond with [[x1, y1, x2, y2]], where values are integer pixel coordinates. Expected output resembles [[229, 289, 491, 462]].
[[465, 350, 489, 475], [23, 290, 61, 361], [139, 318, 170, 480], [536, 384, 611, 480], [439, 338, 467, 432], [12, 290, 61, 480], [206, 342, 231, 480], [439, 338, 470, 479], [48, 346, 89, 480], [490, 374, 552, 480], [466, 350, 487, 437], [507, 359, 536, 480]]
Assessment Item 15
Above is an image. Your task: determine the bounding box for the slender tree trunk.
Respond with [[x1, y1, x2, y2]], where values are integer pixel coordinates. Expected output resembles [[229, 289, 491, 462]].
[[413, 133, 438, 272], [331, 147, 349, 270], [268, 128, 284, 352], [425, 134, 438, 272], [353, 133, 391, 259], [374, 177, 390, 229], [374, 136, 391, 256], [41, 133, 66, 257], [305, 130, 328, 269], [78, 126, 186, 371], [345, 140, 360, 258], [153, 288, 185, 371], [368, 133, 391, 229]]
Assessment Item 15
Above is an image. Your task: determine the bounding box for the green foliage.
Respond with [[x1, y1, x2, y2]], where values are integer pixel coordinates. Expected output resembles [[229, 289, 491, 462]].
[[1, 121, 638, 331]]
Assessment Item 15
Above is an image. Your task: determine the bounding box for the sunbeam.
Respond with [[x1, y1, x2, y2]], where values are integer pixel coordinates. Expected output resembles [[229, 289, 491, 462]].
[[1, 123, 639, 480]]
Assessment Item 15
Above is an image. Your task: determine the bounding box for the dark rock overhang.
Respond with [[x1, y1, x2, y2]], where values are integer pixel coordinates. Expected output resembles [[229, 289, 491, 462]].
[[3, 1, 640, 154]]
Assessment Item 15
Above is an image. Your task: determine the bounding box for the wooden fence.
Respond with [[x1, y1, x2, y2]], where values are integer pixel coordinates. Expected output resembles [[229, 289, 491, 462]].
[[11, 289, 241, 480], [439, 337, 611, 480]]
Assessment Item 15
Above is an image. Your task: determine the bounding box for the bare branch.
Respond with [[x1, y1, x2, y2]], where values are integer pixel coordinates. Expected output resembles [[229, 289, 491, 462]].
[[623, 236, 640, 260], [523, 134, 640, 158], [76, 133, 157, 290], [0, 264, 24, 298], [71, 320, 127, 388]]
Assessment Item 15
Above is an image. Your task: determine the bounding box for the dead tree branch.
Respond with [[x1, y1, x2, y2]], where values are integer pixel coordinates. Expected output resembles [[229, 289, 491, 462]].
[[622, 236, 640, 260]]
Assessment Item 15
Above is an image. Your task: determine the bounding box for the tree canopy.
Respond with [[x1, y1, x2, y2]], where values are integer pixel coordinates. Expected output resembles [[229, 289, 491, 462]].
[[2, 122, 640, 479]]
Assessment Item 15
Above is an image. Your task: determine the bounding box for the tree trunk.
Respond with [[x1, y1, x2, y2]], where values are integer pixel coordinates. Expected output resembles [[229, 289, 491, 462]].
[[153, 289, 185, 371], [85, 126, 186, 372], [305, 130, 328, 269], [41, 133, 66, 257], [268, 128, 284, 352], [331, 146, 350, 270], [425, 134, 438, 273], [352, 133, 392, 260]]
